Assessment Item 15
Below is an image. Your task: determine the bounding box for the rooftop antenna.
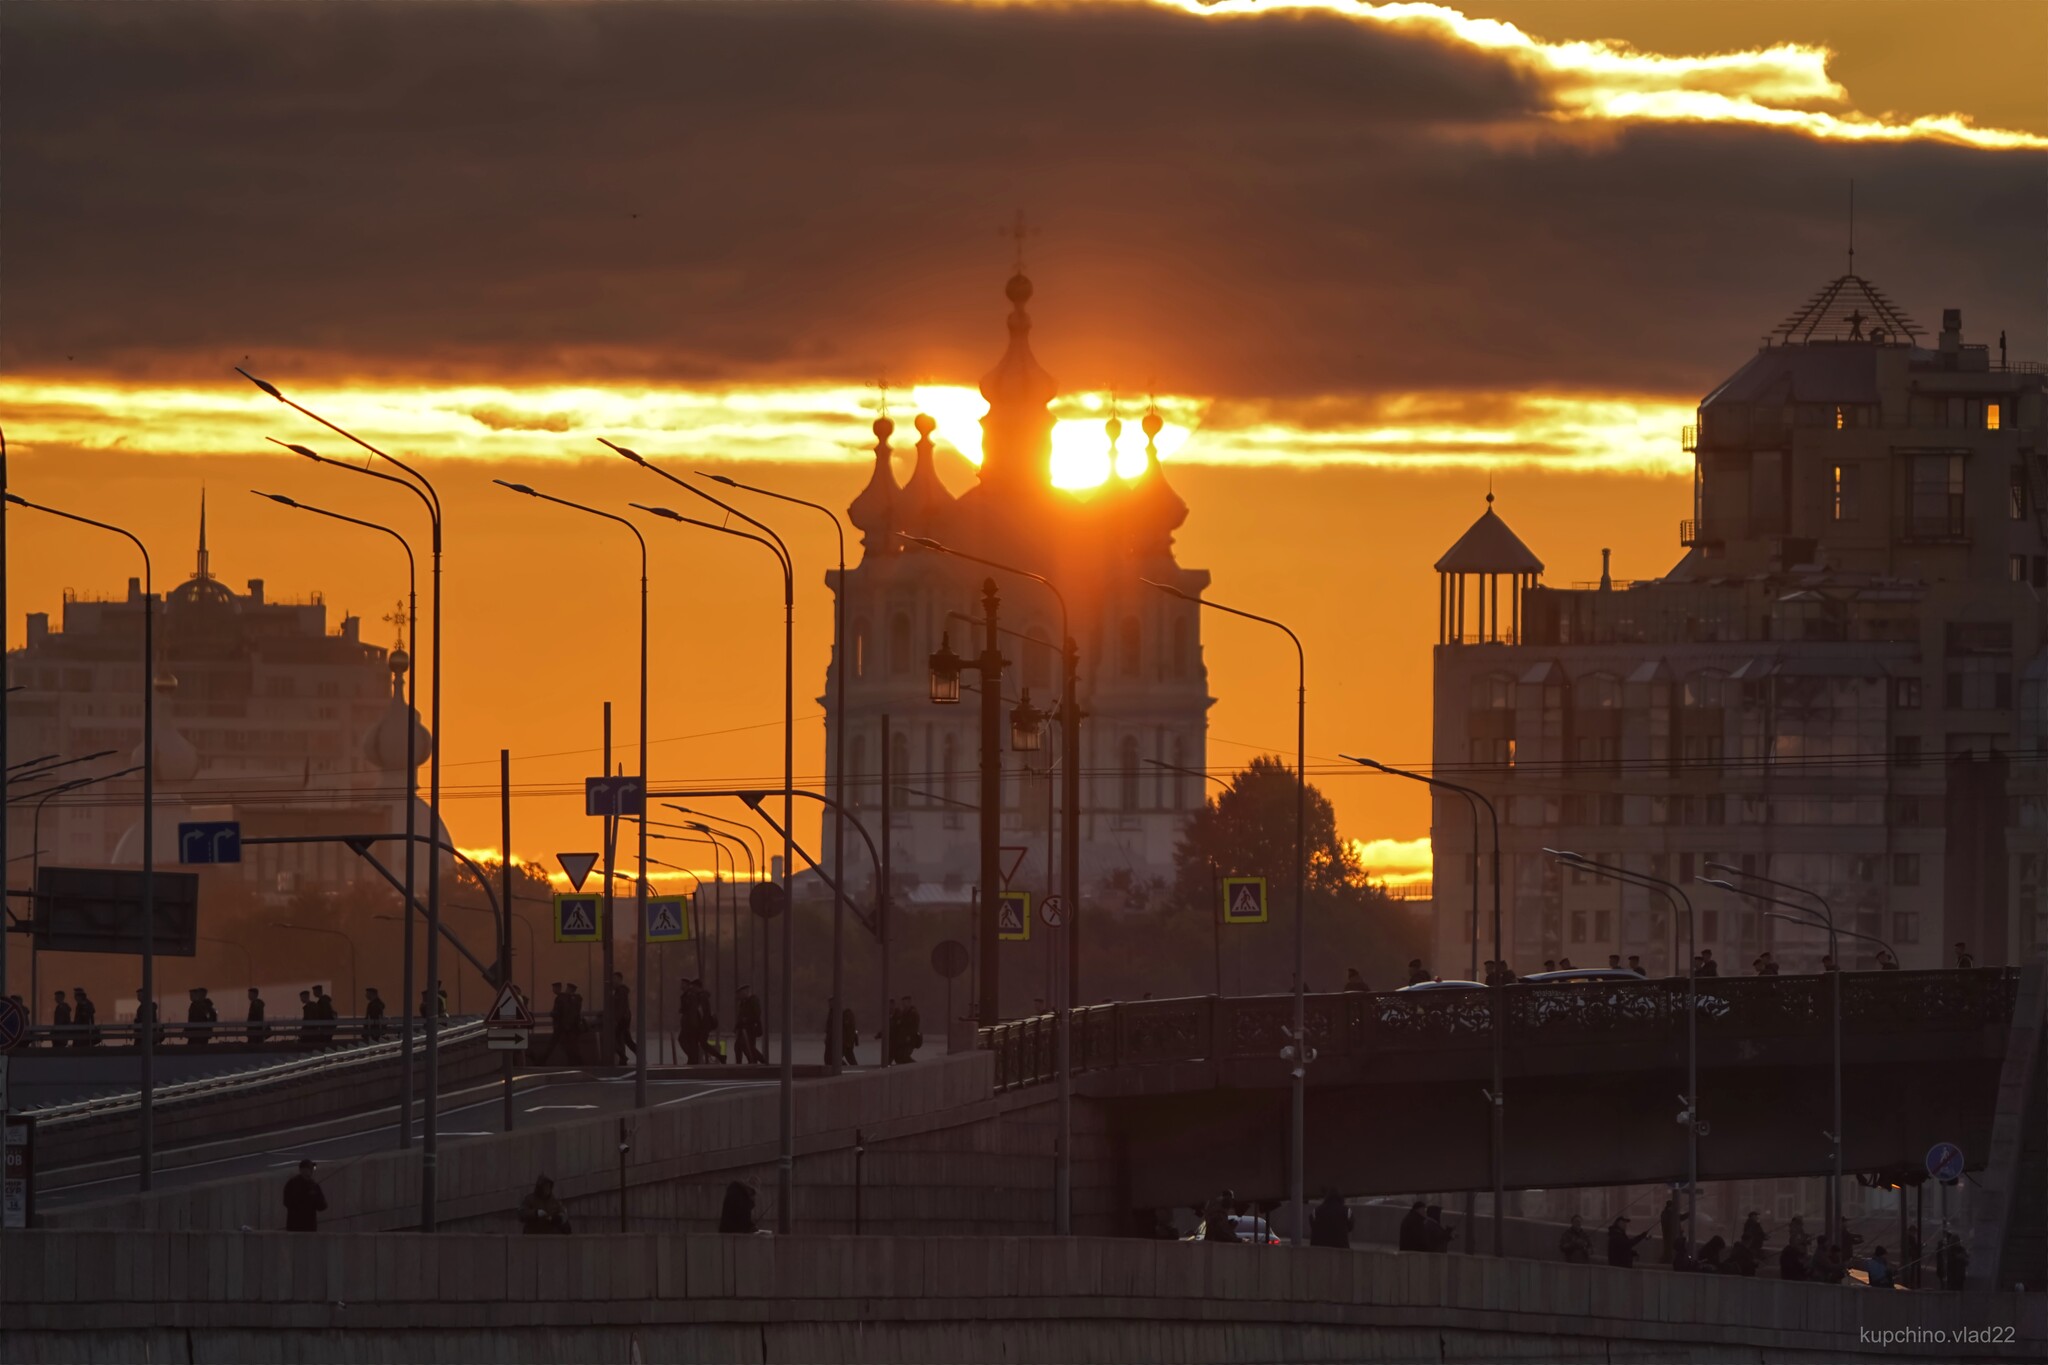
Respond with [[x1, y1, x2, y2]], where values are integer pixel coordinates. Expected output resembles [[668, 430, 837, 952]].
[[1847, 179, 1855, 278]]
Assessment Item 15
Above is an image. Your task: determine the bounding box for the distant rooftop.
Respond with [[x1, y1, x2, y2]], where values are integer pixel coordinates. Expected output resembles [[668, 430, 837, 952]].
[[1770, 274, 1921, 347]]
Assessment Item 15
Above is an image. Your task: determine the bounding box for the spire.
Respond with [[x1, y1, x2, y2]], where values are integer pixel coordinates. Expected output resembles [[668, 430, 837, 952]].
[[897, 412, 956, 537], [196, 489, 212, 582], [976, 270, 1058, 490], [847, 414, 900, 552]]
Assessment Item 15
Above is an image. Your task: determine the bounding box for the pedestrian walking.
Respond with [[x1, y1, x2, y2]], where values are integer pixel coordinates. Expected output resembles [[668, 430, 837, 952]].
[[518, 1175, 572, 1234], [896, 997, 923, 1062], [1607, 1215, 1648, 1267], [1558, 1214, 1592, 1263], [1309, 1189, 1352, 1248], [308, 985, 336, 1046], [718, 1180, 759, 1234], [135, 986, 161, 1047], [1202, 1192, 1242, 1243], [364, 986, 387, 1043], [1876, 949, 1900, 971], [245, 987, 268, 1045], [1627, 955, 1646, 977], [735, 986, 765, 1064], [50, 990, 71, 1048], [186, 986, 217, 1048], [283, 1159, 327, 1231], [72, 987, 98, 1047]]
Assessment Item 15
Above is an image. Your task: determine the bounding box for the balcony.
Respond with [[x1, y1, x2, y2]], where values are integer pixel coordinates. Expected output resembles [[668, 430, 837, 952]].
[[1678, 519, 1723, 547]]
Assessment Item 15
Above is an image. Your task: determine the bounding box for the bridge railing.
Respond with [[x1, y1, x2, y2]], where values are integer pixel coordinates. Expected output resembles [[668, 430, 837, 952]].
[[16, 1016, 463, 1054], [980, 969, 2017, 1092]]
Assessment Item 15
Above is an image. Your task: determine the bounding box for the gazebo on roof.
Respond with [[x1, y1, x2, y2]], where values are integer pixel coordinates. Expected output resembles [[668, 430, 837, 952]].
[[1436, 494, 1544, 645]]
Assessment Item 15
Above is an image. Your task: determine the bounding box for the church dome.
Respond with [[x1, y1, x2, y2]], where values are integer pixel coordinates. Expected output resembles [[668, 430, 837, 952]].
[[896, 412, 956, 537], [362, 649, 433, 773], [847, 416, 900, 552]]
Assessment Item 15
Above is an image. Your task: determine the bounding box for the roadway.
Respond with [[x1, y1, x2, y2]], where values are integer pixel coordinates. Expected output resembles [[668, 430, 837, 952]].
[[36, 1070, 775, 1211]]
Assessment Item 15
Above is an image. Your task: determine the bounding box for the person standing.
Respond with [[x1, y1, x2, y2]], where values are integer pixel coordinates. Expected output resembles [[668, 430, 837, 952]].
[[1558, 1215, 1592, 1263], [50, 990, 72, 1048], [72, 987, 98, 1047], [283, 1159, 328, 1231], [1697, 949, 1719, 977], [1309, 1190, 1352, 1248], [897, 998, 923, 1063], [363, 986, 387, 1043], [718, 1180, 759, 1234], [734, 986, 765, 1064], [1397, 1200, 1428, 1251], [1343, 967, 1369, 993], [1405, 958, 1430, 986], [1658, 1194, 1680, 1263], [1607, 1215, 1648, 1267], [245, 987, 268, 1045]]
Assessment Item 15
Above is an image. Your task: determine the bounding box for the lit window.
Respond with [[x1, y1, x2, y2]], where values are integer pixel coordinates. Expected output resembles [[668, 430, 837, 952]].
[[1987, 401, 2003, 431], [1832, 464, 1856, 521]]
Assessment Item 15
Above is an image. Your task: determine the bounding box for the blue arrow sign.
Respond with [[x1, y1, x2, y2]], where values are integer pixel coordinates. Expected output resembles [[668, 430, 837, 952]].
[[177, 821, 242, 866], [584, 776, 646, 818]]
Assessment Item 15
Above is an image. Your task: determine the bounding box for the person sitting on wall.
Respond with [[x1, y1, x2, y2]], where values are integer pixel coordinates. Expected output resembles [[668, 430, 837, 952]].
[[518, 1176, 572, 1234]]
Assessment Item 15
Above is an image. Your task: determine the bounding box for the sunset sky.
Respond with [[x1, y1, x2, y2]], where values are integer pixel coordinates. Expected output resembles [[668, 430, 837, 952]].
[[4, 0, 2043, 890]]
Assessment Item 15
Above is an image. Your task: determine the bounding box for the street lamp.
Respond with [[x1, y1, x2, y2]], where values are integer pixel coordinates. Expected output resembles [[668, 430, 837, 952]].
[[1343, 754, 1505, 1256], [493, 479, 651, 1107], [928, 634, 965, 704], [244, 371, 450, 1232], [5, 493, 159, 1191], [1548, 848, 1700, 1261], [1010, 691, 1046, 753], [700, 471, 854, 1078], [1147, 578, 1309, 1248], [1697, 866, 1890, 1252], [250, 487, 422, 1148], [617, 442, 798, 1234], [906, 534, 1082, 1235]]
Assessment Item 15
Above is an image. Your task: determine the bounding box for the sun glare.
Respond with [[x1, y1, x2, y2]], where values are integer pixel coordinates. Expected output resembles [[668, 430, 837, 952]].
[[915, 384, 1197, 490]]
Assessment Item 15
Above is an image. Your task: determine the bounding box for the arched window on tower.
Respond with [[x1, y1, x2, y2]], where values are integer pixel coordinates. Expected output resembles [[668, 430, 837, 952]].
[[1119, 735, 1140, 811], [887, 613, 911, 675], [852, 618, 870, 681], [1170, 618, 1190, 679], [1119, 617, 1141, 678]]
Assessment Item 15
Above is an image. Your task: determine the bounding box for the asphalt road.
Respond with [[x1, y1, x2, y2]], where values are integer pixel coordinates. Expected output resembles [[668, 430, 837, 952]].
[[38, 1072, 774, 1210]]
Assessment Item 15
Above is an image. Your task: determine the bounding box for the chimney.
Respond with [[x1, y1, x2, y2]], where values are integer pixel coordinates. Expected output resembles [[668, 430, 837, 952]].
[[1940, 307, 1962, 354], [127, 575, 141, 602], [1599, 548, 1613, 592], [27, 612, 48, 646], [246, 578, 265, 604]]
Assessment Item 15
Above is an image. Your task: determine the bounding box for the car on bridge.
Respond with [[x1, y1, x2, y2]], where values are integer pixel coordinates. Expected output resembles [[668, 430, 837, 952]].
[[1520, 969, 1649, 986], [1180, 1215, 1280, 1245], [1396, 978, 1487, 992]]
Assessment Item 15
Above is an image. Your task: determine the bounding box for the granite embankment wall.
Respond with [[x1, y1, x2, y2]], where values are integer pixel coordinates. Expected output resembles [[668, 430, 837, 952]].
[[42, 1052, 1127, 1236], [4, 1230, 2042, 1363]]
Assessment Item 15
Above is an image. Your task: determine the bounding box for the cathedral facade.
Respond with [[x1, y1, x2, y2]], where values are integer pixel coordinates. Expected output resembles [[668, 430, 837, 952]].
[[824, 271, 1212, 911]]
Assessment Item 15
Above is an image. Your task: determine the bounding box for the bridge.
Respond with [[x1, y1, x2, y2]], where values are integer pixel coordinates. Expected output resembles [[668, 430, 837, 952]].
[[983, 969, 2024, 1199]]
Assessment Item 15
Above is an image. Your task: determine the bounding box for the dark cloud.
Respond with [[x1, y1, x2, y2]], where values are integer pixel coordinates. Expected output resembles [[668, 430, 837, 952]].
[[2, 1, 2039, 400]]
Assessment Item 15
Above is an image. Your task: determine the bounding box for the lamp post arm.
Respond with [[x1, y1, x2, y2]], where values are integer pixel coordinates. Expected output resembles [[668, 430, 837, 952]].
[[1703, 861, 1834, 927], [251, 493, 417, 584], [242, 374, 441, 523]]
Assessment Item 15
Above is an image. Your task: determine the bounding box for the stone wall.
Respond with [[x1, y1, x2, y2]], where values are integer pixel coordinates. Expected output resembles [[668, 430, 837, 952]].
[[5, 1230, 2043, 1363]]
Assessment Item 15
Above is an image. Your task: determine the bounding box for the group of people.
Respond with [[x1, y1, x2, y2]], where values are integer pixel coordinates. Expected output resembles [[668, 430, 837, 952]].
[[32, 983, 419, 1048], [1561, 1202, 1968, 1288], [36, 988, 98, 1046], [675, 977, 723, 1063], [882, 997, 923, 1064], [536, 978, 636, 1064], [1397, 1200, 1459, 1251]]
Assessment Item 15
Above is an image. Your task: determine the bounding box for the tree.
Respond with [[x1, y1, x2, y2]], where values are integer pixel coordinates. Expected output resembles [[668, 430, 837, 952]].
[[1167, 756, 1425, 995]]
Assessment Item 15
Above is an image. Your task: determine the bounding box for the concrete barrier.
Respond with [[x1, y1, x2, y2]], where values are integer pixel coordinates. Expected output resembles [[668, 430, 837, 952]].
[[4, 1229, 2041, 1362]]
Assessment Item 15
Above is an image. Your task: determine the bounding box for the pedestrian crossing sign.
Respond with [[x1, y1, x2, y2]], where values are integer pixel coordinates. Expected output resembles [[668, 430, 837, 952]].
[[646, 894, 690, 943], [997, 890, 1031, 942], [553, 892, 604, 943], [1221, 877, 1268, 925]]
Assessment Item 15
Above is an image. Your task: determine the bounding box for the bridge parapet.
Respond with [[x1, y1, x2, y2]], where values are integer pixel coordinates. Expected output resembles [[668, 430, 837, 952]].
[[982, 968, 2018, 1090]]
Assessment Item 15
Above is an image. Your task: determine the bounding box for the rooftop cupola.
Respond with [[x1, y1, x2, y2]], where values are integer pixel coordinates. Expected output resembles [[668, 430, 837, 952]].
[[896, 411, 956, 537], [1436, 492, 1543, 644], [847, 414, 900, 553], [976, 271, 1058, 490]]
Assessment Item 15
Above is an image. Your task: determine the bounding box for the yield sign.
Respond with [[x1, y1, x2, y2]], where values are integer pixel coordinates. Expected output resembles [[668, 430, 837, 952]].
[[558, 852, 600, 891], [487, 981, 533, 1029]]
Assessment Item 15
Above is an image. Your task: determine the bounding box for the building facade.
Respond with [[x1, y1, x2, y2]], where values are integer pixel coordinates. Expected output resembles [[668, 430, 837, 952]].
[[1428, 277, 2048, 977], [824, 270, 1212, 910], [6, 505, 406, 892]]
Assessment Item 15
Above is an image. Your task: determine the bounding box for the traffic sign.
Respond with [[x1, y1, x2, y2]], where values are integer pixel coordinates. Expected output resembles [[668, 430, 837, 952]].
[[585, 776, 646, 818], [557, 852, 600, 892], [1222, 876, 1269, 925], [646, 894, 691, 943], [485, 981, 533, 1051], [930, 940, 970, 980], [749, 883, 788, 919], [0, 997, 26, 1052], [1926, 1141, 1965, 1184], [997, 890, 1031, 942], [1039, 895, 1065, 928], [552, 892, 604, 943], [177, 820, 242, 865]]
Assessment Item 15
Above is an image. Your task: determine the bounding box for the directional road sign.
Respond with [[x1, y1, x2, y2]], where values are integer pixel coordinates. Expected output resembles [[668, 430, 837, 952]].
[[177, 820, 242, 866], [0, 997, 25, 1052], [553, 892, 604, 943], [585, 776, 646, 818], [997, 890, 1031, 942], [646, 894, 691, 943], [485, 981, 534, 1051], [930, 940, 970, 980], [1926, 1141, 1965, 1184], [1222, 876, 1269, 925], [1039, 895, 1065, 929], [557, 852, 600, 892]]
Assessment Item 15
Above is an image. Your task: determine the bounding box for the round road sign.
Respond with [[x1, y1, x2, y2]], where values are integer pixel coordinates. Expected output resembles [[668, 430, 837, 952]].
[[748, 883, 788, 919], [0, 996, 25, 1052], [1039, 895, 1065, 928], [1926, 1141, 1965, 1184]]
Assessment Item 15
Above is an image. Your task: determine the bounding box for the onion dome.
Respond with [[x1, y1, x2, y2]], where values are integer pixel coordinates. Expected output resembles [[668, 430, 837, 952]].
[[362, 648, 433, 775], [847, 415, 901, 553], [896, 411, 956, 538], [976, 272, 1058, 489], [1125, 403, 1188, 557]]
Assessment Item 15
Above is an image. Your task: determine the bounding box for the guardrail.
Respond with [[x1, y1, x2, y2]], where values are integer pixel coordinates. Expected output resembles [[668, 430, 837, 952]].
[[979, 969, 2017, 1091], [18, 1016, 441, 1054], [21, 1016, 487, 1127]]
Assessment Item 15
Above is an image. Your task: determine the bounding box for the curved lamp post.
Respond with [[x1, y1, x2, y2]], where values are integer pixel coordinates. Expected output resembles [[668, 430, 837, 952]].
[[251, 488, 422, 1146], [5, 494, 158, 1190], [243, 371, 449, 1231], [1343, 754, 1505, 1256], [493, 479, 651, 1107], [1147, 579, 1308, 1248], [1547, 848, 1699, 1261]]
